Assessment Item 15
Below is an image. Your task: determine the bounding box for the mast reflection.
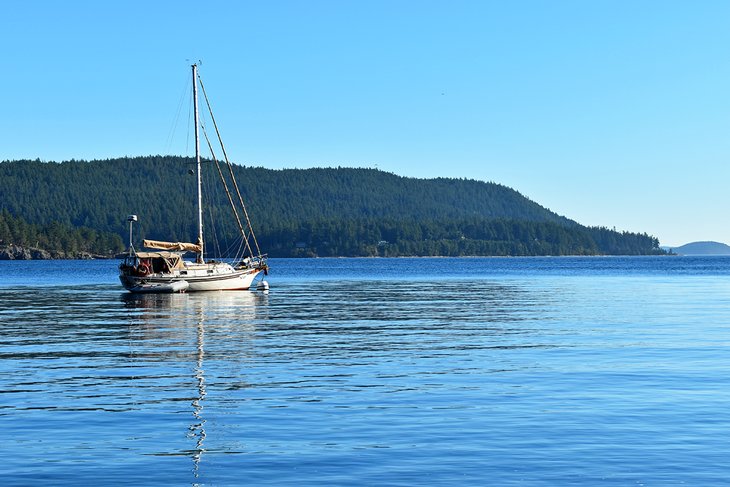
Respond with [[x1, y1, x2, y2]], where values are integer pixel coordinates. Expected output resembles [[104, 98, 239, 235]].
[[188, 301, 206, 482], [120, 290, 268, 481]]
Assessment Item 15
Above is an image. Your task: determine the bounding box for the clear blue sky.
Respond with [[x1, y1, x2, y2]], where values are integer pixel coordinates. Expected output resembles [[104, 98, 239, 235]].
[[4, 1, 729, 247]]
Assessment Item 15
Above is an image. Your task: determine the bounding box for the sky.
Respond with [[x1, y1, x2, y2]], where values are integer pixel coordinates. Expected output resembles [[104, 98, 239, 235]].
[[3, 1, 730, 247]]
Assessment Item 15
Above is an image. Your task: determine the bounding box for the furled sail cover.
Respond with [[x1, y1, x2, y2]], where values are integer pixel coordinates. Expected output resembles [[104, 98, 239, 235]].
[[143, 239, 202, 252]]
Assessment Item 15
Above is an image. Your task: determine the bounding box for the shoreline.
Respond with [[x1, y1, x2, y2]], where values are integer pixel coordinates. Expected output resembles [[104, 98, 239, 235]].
[[0, 244, 673, 260], [0, 245, 115, 261]]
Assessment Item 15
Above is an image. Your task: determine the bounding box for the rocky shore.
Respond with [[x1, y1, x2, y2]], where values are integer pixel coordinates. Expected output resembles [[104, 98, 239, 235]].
[[0, 244, 113, 260]]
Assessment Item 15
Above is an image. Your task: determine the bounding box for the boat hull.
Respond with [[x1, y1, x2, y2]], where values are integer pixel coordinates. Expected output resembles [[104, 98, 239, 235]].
[[127, 280, 190, 294], [120, 264, 263, 293]]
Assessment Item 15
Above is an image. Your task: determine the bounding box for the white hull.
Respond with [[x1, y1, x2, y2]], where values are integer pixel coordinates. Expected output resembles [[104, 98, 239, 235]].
[[120, 261, 263, 293], [127, 280, 189, 294]]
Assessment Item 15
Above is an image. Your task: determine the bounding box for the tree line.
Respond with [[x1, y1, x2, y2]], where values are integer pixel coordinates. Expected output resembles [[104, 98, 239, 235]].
[[257, 218, 662, 257], [0, 209, 124, 255], [0, 156, 665, 257]]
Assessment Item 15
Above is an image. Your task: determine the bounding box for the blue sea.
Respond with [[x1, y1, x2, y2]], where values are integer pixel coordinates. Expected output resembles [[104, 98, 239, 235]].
[[2, 257, 730, 486]]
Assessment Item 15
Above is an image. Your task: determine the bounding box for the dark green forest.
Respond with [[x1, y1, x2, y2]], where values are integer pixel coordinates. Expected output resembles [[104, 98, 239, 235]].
[[0, 156, 664, 257], [0, 209, 124, 255]]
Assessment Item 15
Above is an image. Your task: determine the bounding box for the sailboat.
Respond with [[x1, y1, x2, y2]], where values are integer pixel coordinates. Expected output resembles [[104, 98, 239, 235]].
[[119, 64, 268, 293]]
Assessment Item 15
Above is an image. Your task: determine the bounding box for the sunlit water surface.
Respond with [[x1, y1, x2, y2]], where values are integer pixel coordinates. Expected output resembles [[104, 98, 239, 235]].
[[2, 257, 730, 485]]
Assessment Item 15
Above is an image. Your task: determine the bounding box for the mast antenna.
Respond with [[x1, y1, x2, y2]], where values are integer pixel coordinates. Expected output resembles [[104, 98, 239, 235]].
[[127, 214, 138, 255]]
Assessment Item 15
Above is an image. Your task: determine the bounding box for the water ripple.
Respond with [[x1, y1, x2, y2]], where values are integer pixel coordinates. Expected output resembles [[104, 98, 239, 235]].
[[3, 261, 730, 485]]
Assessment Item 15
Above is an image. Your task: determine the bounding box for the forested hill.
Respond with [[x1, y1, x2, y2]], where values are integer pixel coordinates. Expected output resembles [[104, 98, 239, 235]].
[[0, 156, 664, 257], [670, 241, 730, 255]]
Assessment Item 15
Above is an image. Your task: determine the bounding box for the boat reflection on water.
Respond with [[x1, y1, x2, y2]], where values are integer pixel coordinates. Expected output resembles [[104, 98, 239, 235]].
[[121, 290, 269, 341], [120, 290, 269, 480], [120, 289, 268, 317]]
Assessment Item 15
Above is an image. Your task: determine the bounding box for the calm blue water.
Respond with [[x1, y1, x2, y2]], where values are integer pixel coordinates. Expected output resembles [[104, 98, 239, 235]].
[[2, 257, 730, 485]]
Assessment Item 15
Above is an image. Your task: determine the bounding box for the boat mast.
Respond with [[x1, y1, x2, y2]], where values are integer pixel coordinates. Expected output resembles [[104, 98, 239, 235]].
[[192, 64, 204, 263]]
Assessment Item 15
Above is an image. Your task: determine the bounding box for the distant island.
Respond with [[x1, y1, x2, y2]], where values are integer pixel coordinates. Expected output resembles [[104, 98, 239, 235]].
[[0, 156, 667, 259], [666, 241, 730, 255]]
